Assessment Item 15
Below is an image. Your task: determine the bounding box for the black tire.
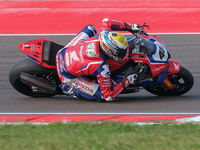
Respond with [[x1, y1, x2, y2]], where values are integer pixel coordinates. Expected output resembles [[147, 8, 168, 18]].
[[9, 59, 57, 97], [144, 66, 194, 96]]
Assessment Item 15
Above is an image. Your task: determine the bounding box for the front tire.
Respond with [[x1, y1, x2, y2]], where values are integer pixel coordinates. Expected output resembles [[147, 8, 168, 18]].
[[9, 59, 57, 97], [144, 66, 194, 96]]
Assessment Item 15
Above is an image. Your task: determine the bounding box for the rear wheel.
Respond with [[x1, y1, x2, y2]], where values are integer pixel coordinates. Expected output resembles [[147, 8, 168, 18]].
[[9, 59, 58, 97], [144, 66, 194, 96]]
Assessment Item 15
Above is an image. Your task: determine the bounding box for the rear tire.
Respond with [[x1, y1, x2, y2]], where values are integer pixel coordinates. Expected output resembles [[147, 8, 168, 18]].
[[9, 59, 56, 97], [144, 66, 194, 96]]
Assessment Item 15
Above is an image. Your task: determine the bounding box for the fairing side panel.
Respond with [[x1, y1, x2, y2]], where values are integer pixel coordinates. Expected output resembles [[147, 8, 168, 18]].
[[167, 60, 181, 75]]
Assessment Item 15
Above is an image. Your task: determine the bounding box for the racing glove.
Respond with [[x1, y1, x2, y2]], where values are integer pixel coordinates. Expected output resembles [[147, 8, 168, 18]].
[[122, 74, 138, 88], [121, 66, 139, 88], [124, 22, 141, 34]]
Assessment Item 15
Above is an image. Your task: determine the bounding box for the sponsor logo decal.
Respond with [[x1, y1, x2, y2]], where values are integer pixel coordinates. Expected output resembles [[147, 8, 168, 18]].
[[59, 54, 67, 72], [173, 63, 180, 70], [86, 43, 99, 58], [102, 79, 110, 87], [135, 60, 143, 63], [65, 50, 80, 66], [73, 80, 94, 94], [153, 65, 166, 71], [164, 78, 172, 87], [107, 37, 118, 50], [79, 46, 84, 63], [65, 52, 69, 67], [31, 44, 34, 51], [56, 55, 62, 78], [68, 32, 84, 46], [70, 50, 79, 64]]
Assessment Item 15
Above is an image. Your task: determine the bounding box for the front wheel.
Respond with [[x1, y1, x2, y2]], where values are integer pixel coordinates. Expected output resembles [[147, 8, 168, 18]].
[[144, 66, 194, 96], [9, 59, 58, 97]]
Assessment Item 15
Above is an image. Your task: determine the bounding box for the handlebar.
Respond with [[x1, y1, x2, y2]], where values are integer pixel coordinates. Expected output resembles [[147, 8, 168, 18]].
[[137, 23, 150, 35]]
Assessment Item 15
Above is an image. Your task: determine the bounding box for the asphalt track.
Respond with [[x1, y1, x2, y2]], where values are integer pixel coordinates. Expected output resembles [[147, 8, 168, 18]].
[[0, 34, 200, 114]]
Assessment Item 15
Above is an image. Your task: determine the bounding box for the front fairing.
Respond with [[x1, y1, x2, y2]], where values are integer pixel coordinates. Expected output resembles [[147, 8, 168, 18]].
[[132, 34, 173, 87], [129, 34, 171, 77], [134, 34, 171, 60], [147, 38, 171, 64]]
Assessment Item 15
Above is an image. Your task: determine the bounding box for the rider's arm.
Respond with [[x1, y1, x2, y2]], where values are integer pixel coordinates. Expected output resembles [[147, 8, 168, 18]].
[[100, 18, 140, 33], [96, 64, 129, 101], [65, 25, 97, 47]]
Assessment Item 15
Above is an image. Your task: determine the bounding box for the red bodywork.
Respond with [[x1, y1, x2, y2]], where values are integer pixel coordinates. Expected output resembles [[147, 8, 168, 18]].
[[18, 38, 57, 69], [18, 35, 181, 90]]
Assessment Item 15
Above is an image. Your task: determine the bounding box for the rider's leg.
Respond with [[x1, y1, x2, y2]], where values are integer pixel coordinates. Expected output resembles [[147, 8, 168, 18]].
[[65, 25, 97, 47], [61, 76, 103, 100]]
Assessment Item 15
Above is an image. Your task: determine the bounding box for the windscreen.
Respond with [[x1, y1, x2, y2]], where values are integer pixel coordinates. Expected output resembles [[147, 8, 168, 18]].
[[134, 35, 155, 54]]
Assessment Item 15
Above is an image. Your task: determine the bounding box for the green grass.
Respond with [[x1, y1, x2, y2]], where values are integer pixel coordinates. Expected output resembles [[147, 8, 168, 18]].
[[0, 122, 200, 150]]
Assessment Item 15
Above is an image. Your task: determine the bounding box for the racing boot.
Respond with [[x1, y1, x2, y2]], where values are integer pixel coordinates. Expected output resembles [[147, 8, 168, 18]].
[[61, 84, 74, 96]]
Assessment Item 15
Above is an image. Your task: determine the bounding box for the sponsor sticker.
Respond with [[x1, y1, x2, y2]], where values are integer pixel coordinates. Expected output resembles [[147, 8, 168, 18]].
[[173, 63, 180, 70], [86, 43, 99, 58], [65, 52, 69, 67], [163, 78, 173, 90], [71, 77, 99, 96], [65, 50, 80, 67], [79, 46, 84, 63], [154, 65, 166, 72], [31, 44, 34, 51]]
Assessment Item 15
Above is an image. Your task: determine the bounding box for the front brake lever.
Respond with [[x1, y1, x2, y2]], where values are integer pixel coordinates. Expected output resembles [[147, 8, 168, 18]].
[[139, 23, 150, 35]]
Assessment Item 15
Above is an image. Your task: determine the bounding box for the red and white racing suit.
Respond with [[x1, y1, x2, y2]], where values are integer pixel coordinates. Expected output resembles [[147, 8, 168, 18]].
[[56, 18, 133, 101]]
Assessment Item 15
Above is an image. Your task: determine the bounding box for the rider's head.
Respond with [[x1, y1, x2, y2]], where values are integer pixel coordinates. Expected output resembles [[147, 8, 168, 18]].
[[99, 31, 128, 61]]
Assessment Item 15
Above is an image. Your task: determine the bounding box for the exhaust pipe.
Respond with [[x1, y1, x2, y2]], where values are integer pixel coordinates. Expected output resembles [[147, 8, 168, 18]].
[[20, 72, 56, 93]]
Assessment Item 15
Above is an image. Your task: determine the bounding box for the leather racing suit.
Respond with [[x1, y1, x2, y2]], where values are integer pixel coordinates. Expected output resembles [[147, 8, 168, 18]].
[[56, 18, 136, 101]]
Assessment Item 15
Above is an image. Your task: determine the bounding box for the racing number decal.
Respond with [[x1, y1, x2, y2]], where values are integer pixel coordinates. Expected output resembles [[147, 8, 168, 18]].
[[158, 45, 165, 60], [152, 41, 169, 62]]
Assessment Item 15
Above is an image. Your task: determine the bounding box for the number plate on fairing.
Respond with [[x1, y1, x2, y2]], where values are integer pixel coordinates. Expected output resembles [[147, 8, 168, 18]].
[[152, 41, 169, 62]]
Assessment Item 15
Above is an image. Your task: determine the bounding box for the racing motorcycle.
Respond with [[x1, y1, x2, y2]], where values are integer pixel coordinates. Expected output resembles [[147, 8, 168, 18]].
[[9, 23, 194, 100]]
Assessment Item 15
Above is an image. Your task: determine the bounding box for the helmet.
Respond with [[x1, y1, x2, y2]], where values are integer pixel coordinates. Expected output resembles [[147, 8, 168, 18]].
[[99, 31, 128, 61]]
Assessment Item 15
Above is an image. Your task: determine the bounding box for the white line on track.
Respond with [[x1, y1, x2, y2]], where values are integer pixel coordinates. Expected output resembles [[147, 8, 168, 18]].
[[0, 113, 200, 115], [0, 33, 200, 36]]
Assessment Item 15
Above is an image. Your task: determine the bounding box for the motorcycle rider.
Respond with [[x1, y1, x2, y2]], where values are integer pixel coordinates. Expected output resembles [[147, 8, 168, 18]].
[[56, 18, 141, 101]]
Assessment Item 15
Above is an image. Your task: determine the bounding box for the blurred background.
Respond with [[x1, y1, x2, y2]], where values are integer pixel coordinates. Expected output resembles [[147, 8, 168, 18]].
[[0, 0, 200, 34]]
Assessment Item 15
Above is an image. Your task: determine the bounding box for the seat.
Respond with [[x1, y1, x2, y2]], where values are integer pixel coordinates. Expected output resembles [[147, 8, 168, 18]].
[[42, 41, 64, 66]]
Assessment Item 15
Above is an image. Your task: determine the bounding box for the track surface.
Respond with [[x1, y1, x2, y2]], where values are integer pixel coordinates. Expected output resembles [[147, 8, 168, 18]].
[[1, 34, 200, 113]]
